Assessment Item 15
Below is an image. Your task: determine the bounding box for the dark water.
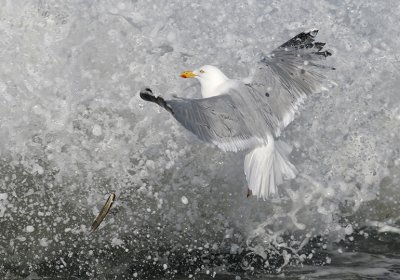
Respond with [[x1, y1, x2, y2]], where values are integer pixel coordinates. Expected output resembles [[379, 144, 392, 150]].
[[3, 228, 400, 279]]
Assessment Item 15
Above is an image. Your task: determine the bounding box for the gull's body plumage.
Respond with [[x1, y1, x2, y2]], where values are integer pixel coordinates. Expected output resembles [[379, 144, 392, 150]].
[[140, 30, 334, 199]]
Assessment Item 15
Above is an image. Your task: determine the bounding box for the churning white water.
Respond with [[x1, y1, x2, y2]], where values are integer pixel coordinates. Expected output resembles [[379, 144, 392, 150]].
[[0, 0, 399, 279]]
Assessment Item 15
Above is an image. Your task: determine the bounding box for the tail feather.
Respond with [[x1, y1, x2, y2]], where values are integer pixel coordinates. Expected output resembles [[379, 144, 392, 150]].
[[244, 139, 297, 199]]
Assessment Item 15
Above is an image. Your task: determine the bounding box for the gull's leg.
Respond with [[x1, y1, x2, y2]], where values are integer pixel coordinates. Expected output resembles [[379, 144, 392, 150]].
[[247, 188, 252, 198]]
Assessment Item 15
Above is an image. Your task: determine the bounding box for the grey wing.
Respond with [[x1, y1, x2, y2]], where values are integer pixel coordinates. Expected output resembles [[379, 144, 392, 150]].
[[248, 29, 334, 137], [166, 95, 264, 152]]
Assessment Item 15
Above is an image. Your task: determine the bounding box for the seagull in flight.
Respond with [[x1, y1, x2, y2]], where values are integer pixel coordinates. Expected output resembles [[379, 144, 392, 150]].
[[140, 29, 334, 200]]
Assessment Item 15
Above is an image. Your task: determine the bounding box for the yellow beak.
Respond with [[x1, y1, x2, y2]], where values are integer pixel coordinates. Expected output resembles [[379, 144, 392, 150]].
[[180, 71, 196, 78]]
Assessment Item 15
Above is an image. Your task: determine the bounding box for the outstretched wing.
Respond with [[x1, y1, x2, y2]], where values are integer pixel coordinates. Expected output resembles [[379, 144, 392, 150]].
[[140, 30, 334, 151], [166, 94, 264, 152], [247, 29, 334, 137]]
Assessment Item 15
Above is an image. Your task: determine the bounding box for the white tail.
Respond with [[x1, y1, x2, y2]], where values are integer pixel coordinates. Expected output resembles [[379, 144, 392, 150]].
[[244, 138, 298, 199]]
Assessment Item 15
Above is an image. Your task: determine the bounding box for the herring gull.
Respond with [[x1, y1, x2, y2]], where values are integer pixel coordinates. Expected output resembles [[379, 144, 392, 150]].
[[140, 29, 334, 199]]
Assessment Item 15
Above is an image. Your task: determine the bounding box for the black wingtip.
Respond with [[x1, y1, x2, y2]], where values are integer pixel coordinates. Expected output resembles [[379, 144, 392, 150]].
[[140, 87, 155, 101], [139, 87, 174, 115], [278, 29, 334, 57]]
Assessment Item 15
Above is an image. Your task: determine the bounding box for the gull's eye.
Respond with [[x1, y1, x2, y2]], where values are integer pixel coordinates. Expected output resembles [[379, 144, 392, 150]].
[[199, 69, 205, 73]]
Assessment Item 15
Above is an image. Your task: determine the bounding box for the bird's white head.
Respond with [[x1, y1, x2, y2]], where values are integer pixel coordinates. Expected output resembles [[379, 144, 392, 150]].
[[180, 65, 229, 98]]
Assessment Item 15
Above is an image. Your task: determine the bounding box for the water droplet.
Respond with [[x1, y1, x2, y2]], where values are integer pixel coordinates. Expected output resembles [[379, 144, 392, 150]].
[[181, 196, 188, 204], [92, 124, 102, 136], [26, 225, 35, 233]]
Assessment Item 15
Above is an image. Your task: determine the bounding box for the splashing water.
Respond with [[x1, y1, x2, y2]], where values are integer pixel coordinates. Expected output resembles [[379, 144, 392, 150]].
[[0, 0, 400, 279]]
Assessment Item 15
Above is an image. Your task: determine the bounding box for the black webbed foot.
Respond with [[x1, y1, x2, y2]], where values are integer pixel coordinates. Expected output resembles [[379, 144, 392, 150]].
[[247, 188, 252, 198]]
